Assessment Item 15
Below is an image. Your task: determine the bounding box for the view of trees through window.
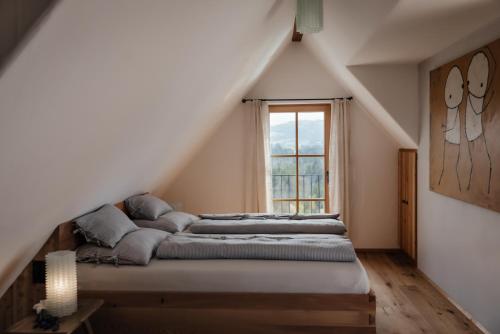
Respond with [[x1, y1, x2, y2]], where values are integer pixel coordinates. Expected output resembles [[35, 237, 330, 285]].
[[269, 105, 330, 214]]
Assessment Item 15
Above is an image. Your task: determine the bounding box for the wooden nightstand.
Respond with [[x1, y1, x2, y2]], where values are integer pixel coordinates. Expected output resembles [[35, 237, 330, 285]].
[[5, 299, 103, 334]]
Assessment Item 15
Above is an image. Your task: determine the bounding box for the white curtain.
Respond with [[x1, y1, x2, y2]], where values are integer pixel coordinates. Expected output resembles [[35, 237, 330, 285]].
[[329, 99, 350, 234], [244, 101, 272, 213]]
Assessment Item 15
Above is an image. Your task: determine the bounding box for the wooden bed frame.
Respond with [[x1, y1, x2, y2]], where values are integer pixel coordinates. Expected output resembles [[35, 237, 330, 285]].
[[81, 290, 376, 334], [21, 202, 377, 333]]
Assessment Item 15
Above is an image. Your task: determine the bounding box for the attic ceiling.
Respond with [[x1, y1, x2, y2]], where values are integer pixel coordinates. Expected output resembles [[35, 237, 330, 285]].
[[0, 0, 294, 297], [303, 0, 500, 147], [316, 0, 500, 66], [1, 0, 500, 297]]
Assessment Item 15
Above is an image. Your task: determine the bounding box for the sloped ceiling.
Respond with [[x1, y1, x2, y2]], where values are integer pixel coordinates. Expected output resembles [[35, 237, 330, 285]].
[[349, 0, 500, 65], [304, 0, 500, 147], [1, 0, 500, 297], [0, 0, 294, 296]]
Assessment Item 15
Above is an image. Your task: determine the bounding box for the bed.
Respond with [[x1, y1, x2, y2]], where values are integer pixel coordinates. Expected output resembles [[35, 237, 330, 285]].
[[78, 258, 370, 293], [54, 202, 376, 333]]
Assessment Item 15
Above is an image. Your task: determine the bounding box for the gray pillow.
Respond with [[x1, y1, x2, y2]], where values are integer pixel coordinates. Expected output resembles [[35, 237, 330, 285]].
[[125, 194, 173, 220], [134, 211, 199, 233], [76, 228, 168, 265], [74, 204, 139, 248]]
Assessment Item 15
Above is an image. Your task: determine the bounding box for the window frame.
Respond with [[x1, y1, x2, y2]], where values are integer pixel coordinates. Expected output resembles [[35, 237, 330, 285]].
[[268, 103, 331, 214]]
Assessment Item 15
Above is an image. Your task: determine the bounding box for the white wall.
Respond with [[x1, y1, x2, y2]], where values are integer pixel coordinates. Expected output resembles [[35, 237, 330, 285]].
[[248, 43, 347, 99], [349, 103, 399, 248], [0, 0, 295, 297], [349, 64, 420, 143], [165, 44, 400, 249], [418, 18, 500, 333], [163, 103, 249, 213]]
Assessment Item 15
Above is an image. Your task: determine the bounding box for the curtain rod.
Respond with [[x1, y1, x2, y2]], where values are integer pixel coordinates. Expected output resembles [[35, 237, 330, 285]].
[[241, 97, 353, 103]]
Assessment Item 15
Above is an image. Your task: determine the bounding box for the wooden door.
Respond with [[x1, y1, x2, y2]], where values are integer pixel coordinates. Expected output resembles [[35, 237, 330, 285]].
[[399, 149, 417, 262]]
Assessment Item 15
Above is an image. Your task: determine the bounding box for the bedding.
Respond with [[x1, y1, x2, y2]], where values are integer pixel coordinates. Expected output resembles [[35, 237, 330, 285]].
[[74, 204, 139, 248], [125, 194, 173, 220], [134, 211, 199, 233], [198, 213, 340, 220], [156, 233, 356, 262], [189, 218, 346, 234], [77, 258, 370, 294], [76, 228, 168, 265], [291, 213, 340, 220]]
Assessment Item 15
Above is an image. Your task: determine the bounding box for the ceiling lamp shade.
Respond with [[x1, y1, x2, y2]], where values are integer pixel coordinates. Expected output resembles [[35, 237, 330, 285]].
[[296, 0, 323, 34], [45, 251, 78, 317]]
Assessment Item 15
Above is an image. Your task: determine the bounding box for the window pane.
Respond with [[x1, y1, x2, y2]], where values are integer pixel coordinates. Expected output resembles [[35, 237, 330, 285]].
[[299, 201, 325, 214], [273, 201, 297, 214], [270, 112, 296, 155], [298, 157, 324, 199], [298, 112, 324, 154], [272, 157, 296, 199]]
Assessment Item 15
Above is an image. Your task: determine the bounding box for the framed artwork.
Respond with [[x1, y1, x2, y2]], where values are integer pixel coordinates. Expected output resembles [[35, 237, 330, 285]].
[[430, 37, 500, 212]]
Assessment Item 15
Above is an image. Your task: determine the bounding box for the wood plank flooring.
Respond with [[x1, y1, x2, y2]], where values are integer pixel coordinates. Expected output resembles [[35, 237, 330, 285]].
[[358, 252, 483, 334]]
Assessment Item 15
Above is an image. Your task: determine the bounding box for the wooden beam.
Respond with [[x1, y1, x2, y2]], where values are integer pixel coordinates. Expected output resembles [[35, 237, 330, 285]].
[[292, 20, 303, 42]]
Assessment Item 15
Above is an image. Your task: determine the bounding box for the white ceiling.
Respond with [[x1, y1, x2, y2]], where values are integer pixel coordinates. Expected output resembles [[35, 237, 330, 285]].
[[0, 0, 294, 297], [302, 0, 500, 147], [317, 0, 500, 66]]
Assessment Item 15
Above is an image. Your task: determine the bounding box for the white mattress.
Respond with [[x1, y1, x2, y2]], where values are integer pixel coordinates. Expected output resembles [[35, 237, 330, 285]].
[[77, 258, 370, 294]]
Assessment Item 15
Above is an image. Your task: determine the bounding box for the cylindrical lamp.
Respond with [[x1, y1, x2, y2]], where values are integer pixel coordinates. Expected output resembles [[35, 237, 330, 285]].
[[45, 250, 78, 317], [296, 0, 323, 34]]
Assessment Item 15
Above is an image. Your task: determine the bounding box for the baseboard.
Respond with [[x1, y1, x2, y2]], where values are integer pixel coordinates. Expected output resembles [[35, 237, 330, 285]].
[[416, 268, 490, 334]]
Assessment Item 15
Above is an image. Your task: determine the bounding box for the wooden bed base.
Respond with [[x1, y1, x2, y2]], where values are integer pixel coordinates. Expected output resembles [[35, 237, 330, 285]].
[[0, 199, 377, 333], [80, 290, 376, 334]]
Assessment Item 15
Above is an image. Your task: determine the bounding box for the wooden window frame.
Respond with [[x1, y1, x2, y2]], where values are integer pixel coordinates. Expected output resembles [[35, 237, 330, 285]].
[[269, 104, 331, 213]]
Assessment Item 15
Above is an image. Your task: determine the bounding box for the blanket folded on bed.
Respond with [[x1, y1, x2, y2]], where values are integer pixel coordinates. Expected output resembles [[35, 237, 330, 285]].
[[189, 219, 346, 235], [198, 213, 340, 220], [156, 233, 356, 262]]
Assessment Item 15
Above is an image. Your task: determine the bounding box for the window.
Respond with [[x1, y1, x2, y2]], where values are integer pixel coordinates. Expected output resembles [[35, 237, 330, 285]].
[[269, 104, 330, 214]]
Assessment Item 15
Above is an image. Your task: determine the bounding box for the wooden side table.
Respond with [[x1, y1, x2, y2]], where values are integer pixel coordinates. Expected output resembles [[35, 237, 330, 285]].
[[5, 299, 103, 334]]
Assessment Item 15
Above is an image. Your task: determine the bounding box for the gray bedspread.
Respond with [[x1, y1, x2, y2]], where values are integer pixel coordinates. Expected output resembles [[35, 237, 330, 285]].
[[198, 213, 340, 220], [189, 219, 346, 235], [156, 233, 356, 262]]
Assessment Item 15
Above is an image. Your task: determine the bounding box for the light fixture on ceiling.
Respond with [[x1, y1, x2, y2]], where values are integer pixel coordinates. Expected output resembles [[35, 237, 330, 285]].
[[296, 0, 323, 34]]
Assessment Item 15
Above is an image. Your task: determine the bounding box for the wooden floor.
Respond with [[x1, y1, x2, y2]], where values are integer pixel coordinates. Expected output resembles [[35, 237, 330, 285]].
[[358, 252, 483, 334]]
